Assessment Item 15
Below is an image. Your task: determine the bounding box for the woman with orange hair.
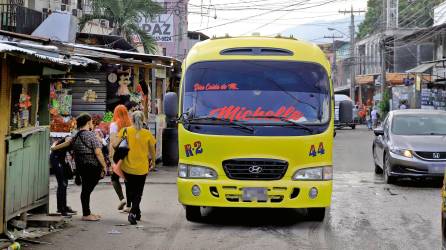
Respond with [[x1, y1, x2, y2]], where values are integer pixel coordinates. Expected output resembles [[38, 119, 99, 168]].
[[109, 105, 132, 212]]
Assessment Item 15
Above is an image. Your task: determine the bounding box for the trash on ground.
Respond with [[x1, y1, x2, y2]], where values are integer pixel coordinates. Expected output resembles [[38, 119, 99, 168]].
[[107, 229, 121, 234]]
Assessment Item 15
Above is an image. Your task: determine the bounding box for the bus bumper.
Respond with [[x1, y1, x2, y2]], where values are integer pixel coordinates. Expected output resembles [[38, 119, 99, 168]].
[[177, 178, 332, 208]]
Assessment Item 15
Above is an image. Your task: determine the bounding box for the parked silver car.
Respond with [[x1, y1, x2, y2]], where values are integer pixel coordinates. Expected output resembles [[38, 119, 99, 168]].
[[372, 109, 446, 184]]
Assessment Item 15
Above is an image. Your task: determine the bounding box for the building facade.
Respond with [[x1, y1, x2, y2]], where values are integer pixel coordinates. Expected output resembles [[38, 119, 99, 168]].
[[147, 0, 189, 60]]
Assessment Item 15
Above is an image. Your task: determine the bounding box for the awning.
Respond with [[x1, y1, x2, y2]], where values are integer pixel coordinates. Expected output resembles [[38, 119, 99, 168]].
[[334, 85, 350, 93], [355, 74, 376, 85], [0, 42, 100, 67], [406, 62, 436, 73]]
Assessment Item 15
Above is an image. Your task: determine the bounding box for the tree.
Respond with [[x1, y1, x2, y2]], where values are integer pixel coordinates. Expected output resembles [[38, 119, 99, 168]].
[[378, 88, 390, 119], [80, 0, 163, 53], [357, 0, 382, 39], [357, 0, 443, 39]]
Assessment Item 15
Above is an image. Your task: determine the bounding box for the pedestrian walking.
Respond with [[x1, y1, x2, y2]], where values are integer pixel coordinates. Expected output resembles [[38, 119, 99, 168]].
[[52, 113, 107, 221], [114, 111, 156, 225], [50, 136, 77, 217], [371, 107, 379, 129], [109, 105, 132, 212], [366, 107, 372, 130]]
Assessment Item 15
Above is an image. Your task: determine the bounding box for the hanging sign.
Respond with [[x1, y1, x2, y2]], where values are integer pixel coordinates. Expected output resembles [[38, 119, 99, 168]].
[[139, 14, 174, 43]]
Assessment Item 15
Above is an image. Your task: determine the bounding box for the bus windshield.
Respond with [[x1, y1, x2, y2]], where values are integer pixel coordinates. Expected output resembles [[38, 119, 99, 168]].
[[182, 60, 330, 125]]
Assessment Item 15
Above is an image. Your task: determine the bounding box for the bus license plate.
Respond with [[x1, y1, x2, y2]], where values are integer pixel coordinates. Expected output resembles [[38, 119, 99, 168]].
[[243, 188, 267, 202]]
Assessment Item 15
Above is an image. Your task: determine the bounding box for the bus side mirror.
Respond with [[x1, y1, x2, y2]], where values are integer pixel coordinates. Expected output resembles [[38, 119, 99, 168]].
[[164, 92, 178, 119], [339, 100, 353, 124]]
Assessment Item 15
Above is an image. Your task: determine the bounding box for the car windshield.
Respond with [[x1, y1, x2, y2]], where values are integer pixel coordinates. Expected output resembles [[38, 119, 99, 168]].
[[182, 60, 330, 125], [392, 114, 446, 135]]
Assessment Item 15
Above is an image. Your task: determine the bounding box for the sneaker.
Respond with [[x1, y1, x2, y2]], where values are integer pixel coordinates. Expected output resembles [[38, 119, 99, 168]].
[[122, 207, 131, 213], [65, 206, 77, 215], [118, 199, 127, 210], [60, 212, 72, 218], [128, 213, 137, 225], [135, 214, 141, 221]]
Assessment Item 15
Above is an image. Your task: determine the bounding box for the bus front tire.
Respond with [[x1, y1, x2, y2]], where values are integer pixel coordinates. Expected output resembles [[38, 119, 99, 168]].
[[307, 208, 326, 221], [185, 205, 202, 222]]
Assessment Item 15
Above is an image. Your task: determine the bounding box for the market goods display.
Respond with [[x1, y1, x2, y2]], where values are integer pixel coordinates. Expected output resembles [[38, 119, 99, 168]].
[[103, 111, 113, 122], [51, 116, 76, 132]]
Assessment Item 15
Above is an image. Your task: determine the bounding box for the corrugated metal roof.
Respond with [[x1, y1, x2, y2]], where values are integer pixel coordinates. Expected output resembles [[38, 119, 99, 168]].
[[65, 43, 180, 64], [0, 42, 99, 67], [406, 62, 436, 73]]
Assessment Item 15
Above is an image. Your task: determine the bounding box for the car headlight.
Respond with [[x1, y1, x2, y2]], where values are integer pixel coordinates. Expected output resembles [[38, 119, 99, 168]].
[[178, 164, 218, 179], [390, 147, 413, 158], [292, 166, 333, 181]]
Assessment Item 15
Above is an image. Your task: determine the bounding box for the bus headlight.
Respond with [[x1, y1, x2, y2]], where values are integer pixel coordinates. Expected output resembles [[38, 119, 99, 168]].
[[178, 164, 218, 179], [292, 166, 333, 181]]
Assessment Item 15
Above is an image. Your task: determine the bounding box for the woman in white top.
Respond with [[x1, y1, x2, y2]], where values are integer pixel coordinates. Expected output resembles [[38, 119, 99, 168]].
[[109, 105, 132, 212]]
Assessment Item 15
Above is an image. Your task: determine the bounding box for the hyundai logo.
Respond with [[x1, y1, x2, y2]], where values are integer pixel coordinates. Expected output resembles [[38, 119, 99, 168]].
[[248, 165, 263, 174], [433, 153, 441, 159]]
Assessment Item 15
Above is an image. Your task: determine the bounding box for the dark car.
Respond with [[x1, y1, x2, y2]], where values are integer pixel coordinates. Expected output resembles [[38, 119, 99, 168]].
[[372, 109, 446, 184]]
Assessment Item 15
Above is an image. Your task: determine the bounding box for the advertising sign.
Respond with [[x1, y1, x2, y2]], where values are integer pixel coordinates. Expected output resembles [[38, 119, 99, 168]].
[[139, 14, 174, 43]]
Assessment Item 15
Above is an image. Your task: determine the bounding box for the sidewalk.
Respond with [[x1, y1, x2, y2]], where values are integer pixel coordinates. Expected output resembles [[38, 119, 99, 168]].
[[49, 165, 178, 191], [35, 165, 182, 250]]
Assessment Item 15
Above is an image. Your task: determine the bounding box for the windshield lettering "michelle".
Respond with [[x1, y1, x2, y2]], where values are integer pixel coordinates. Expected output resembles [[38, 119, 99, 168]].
[[209, 105, 304, 122]]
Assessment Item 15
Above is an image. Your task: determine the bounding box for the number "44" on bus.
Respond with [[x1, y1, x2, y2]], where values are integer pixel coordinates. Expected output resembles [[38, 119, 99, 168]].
[[309, 142, 325, 157], [184, 141, 203, 157]]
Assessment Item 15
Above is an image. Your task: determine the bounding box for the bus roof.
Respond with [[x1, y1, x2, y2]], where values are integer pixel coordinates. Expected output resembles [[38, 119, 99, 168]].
[[184, 36, 331, 73]]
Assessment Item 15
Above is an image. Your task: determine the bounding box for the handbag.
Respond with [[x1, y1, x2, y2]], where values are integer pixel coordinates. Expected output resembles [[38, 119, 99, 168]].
[[74, 169, 82, 185], [63, 162, 74, 180], [113, 128, 129, 163]]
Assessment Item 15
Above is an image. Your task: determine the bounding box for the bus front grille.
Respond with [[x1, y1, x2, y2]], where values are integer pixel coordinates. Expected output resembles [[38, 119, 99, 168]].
[[223, 159, 288, 180]]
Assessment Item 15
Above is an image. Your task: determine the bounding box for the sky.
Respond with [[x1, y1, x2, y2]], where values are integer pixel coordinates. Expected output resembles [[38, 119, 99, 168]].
[[187, 0, 368, 41]]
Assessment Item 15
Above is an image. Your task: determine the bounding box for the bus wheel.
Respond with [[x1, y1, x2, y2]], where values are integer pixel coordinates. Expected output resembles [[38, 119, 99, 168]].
[[185, 206, 202, 222], [307, 208, 326, 221]]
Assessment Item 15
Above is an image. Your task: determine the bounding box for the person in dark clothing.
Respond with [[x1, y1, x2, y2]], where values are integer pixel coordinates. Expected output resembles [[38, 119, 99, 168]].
[[50, 137, 77, 217], [52, 113, 107, 221], [109, 105, 133, 212]]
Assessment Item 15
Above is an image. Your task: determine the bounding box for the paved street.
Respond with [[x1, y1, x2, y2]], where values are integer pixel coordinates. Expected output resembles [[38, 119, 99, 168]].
[[31, 126, 442, 250]]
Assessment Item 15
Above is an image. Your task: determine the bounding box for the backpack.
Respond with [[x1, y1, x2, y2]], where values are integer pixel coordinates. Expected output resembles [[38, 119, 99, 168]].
[[71, 130, 99, 170]]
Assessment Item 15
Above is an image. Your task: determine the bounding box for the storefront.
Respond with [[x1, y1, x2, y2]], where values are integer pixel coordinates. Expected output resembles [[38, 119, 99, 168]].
[[406, 62, 440, 110], [51, 43, 182, 159]]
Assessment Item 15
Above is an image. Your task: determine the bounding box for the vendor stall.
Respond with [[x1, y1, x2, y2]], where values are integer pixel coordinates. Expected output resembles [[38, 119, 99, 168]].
[[0, 40, 99, 234], [54, 43, 182, 160]]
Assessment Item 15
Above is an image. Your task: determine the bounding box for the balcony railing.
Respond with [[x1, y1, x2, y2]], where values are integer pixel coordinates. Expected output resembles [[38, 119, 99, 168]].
[[0, 4, 46, 34]]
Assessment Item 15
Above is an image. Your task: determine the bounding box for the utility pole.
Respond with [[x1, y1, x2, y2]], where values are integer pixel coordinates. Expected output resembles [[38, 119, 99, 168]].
[[324, 34, 343, 87], [339, 6, 365, 104], [386, 0, 399, 29], [381, 0, 398, 108]]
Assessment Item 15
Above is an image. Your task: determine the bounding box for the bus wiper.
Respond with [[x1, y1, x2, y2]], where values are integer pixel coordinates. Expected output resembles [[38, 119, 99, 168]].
[[185, 116, 254, 133], [245, 115, 314, 134]]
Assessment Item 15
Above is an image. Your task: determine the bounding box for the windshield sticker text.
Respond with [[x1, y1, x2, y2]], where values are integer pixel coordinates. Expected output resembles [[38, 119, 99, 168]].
[[309, 142, 325, 157], [194, 83, 239, 91], [209, 105, 304, 122], [184, 141, 203, 157]]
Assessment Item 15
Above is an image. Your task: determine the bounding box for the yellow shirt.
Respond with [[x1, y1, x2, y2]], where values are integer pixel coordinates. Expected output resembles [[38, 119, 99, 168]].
[[118, 127, 156, 175]]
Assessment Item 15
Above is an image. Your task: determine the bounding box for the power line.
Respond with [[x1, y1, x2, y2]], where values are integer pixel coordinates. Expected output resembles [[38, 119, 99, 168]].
[[186, 0, 342, 36]]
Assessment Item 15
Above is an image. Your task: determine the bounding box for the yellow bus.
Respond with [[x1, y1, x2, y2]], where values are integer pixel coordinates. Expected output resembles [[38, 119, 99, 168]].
[[164, 36, 338, 222]]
